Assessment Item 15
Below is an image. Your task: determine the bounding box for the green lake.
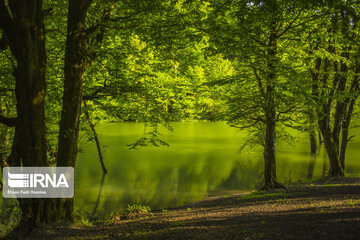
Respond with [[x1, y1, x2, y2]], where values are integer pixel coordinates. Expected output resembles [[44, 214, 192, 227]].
[[75, 122, 360, 219]]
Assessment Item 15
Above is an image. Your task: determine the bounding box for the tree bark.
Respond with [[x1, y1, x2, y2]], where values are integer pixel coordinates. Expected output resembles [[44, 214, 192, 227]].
[[318, 118, 344, 176], [0, 104, 9, 166], [263, 116, 279, 189], [56, 0, 108, 219], [0, 0, 59, 233], [321, 12, 350, 177], [332, 55, 349, 154], [339, 67, 359, 170], [262, 0, 283, 190], [56, 0, 91, 220], [339, 101, 353, 170], [307, 128, 317, 180], [312, 54, 344, 177]]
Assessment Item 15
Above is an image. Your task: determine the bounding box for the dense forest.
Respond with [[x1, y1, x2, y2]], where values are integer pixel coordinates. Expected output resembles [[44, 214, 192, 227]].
[[0, 0, 359, 238]]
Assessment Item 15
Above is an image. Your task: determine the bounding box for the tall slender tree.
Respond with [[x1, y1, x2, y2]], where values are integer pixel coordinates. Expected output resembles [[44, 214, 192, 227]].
[[209, 0, 309, 189]]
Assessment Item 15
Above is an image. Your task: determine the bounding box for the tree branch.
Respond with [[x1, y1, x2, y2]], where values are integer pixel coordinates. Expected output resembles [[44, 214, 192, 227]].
[[0, 115, 16, 127], [83, 100, 107, 174], [277, 9, 303, 38], [252, 66, 265, 96]]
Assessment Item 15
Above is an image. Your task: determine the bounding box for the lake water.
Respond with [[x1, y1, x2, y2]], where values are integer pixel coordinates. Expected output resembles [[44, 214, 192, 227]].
[[75, 122, 360, 219]]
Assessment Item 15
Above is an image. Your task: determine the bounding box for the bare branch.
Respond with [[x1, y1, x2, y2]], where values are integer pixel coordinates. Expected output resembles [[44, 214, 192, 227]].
[[347, 135, 355, 143], [277, 9, 303, 38]]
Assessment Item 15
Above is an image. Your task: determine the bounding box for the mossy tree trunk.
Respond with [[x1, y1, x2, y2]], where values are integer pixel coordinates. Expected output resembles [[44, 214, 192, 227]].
[[0, 0, 58, 232], [262, 0, 283, 190], [56, 0, 108, 219]]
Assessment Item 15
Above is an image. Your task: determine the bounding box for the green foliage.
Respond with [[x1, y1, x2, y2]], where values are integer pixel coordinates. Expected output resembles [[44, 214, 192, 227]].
[[0, 0, 360, 228], [127, 204, 151, 214], [0, 199, 21, 237], [206, 0, 313, 149], [104, 211, 121, 225]]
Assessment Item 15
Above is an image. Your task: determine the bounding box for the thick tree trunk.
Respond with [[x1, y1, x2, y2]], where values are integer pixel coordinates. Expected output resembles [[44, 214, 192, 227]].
[[312, 53, 344, 177], [332, 57, 348, 153], [56, 0, 90, 220], [56, 0, 107, 219], [310, 129, 318, 155], [262, 1, 283, 190], [0, 1, 59, 230], [339, 72, 359, 170], [318, 118, 344, 177], [263, 118, 279, 189], [57, 0, 91, 168], [339, 103, 355, 171]]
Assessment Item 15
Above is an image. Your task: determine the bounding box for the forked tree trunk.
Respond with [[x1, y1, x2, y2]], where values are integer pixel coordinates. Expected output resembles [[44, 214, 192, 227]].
[[318, 119, 344, 177], [312, 54, 344, 177], [339, 71, 359, 170], [331, 59, 348, 154]]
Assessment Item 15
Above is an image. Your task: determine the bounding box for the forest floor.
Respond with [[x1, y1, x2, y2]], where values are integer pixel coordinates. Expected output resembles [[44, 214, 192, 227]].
[[27, 177, 360, 240]]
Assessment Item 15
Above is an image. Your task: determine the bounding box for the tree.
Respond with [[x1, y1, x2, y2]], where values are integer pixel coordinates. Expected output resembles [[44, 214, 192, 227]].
[[209, 0, 309, 189], [304, 0, 360, 176], [0, 0, 58, 232], [0, 0, 213, 231], [56, 0, 110, 220]]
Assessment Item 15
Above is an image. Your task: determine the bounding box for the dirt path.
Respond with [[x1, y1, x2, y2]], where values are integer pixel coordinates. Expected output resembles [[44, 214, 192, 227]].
[[28, 177, 360, 240]]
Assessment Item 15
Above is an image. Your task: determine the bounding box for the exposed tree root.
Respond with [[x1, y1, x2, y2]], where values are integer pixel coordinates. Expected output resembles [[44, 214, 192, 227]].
[[261, 180, 286, 191]]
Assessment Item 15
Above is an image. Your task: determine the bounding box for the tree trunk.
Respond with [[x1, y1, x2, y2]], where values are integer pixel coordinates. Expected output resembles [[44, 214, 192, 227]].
[[339, 105, 351, 170], [312, 53, 344, 177], [0, 1, 59, 230], [263, 118, 279, 189], [56, 0, 90, 220], [318, 118, 344, 177], [307, 128, 317, 180], [262, 0, 283, 189], [339, 69, 359, 170], [332, 56, 348, 154], [56, 0, 107, 219], [0, 103, 8, 167]]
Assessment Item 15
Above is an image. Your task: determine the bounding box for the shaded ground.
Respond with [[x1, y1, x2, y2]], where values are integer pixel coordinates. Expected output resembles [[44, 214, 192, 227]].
[[28, 177, 360, 239]]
